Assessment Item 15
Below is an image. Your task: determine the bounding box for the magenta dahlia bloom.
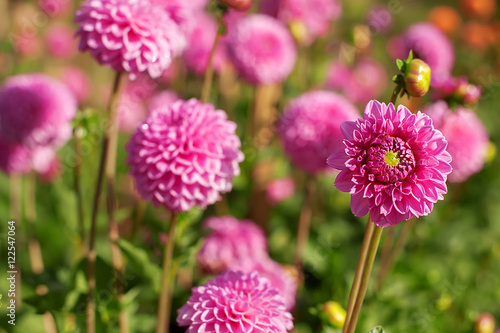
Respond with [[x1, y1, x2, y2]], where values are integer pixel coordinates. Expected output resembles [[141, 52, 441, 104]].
[[227, 14, 297, 85], [424, 101, 488, 183], [0, 139, 31, 175], [260, 0, 342, 44], [75, 0, 187, 79], [177, 271, 294, 333], [0, 74, 77, 148], [327, 100, 452, 227], [197, 216, 268, 274], [396, 23, 454, 85], [126, 99, 244, 213], [183, 11, 228, 75], [277, 91, 359, 174]]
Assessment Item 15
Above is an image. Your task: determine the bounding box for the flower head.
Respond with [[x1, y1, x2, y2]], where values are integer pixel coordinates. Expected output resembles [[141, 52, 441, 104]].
[[0, 139, 31, 175], [327, 100, 452, 227], [396, 23, 454, 85], [126, 99, 244, 213], [266, 177, 295, 206], [260, 0, 342, 44], [278, 91, 359, 174], [60, 66, 91, 103], [227, 14, 297, 85], [424, 101, 488, 183], [75, 0, 187, 79], [177, 271, 294, 333], [46, 24, 77, 59], [197, 216, 268, 274], [0, 74, 77, 148]]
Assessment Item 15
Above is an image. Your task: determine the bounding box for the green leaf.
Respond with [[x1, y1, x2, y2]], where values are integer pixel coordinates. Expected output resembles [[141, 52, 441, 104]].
[[396, 59, 405, 72], [367, 326, 386, 333]]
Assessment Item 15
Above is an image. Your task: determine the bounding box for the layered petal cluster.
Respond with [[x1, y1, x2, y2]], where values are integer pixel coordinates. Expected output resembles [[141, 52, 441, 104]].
[[277, 91, 360, 174], [197, 216, 298, 309], [0, 74, 77, 148], [424, 101, 489, 183], [126, 99, 244, 213], [327, 100, 452, 227], [177, 271, 294, 333], [395, 23, 454, 85], [326, 58, 388, 104], [260, 0, 342, 44], [75, 0, 187, 79], [198, 216, 268, 274], [227, 14, 297, 85]]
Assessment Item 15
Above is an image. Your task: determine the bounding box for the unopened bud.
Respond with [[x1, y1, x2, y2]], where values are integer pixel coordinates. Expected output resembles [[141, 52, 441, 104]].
[[218, 0, 252, 11], [475, 313, 496, 333], [321, 301, 346, 328], [404, 58, 431, 97]]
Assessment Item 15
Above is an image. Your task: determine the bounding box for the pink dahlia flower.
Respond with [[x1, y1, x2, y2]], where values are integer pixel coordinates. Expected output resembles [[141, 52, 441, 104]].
[[395, 23, 454, 86], [233, 259, 298, 310], [197, 216, 268, 274], [424, 101, 488, 183], [46, 24, 77, 59], [177, 271, 294, 333], [266, 177, 295, 206], [227, 14, 297, 85], [260, 0, 342, 44], [126, 99, 244, 213], [326, 58, 388, 104], [0, 74, 77, 148], [277, 91, 360, 174], [183, 11, 228, 76], [327, 100, 452, 227], [75, 0, 187, 79], [0, 139, 31, 175], [147, 90, 180, 111], [432, 75, 482, 106], [60, 66, 91, 103]]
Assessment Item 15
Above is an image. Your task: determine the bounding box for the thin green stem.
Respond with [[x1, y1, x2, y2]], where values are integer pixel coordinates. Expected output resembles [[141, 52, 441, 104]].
[[343, 220, 375, 332], [73, 125, 86, 253], [201, 27, 221, 103], [390, 86, 399, 105], [345, 223, 383, 333], [294, 176, 316, 267], [156, 213, 178, 333]]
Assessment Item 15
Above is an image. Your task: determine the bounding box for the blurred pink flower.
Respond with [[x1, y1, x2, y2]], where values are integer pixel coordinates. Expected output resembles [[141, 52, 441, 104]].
[[126, 99, 244, 213], [367, 4, 393, 34], [13, 36, 42, 58], [260, 0, 342, 44], [266, 177, 295, 206], [197, 216, 268, 274], [147, 90, 180, 111], [227, 14, 297, 84], [183, 11, 228, 75], [75, 0, 187, 79], [326, 58, 388, 104], [277, 91, 359, 174], [60, 66, 91, 103], [36, 154, 62, 184], [38, 0, 72, 17], [0, 139, 31, 175], [432, 75, 482, 106], [394, 23, 454, 86], [177, 271, 294, 333], [46, 24, 77, 59], [328, 100, 452, 227], [0, 74, 77, 148], [424, 101, 489, 183]]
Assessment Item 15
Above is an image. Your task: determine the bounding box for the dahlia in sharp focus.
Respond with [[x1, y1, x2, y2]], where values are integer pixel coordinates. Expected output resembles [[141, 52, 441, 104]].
[[177, 271, 294, 333], [126, 99, 244, 213], [396, 23, 454, 86], [277, 91, 359, 174], [327, 100, 452, 227], [424, 101, 488, 183], [197, 216, 268, 274], [74, 0, 187, 79], [227, 14, 297, 85], [0, 74, 77, 148]]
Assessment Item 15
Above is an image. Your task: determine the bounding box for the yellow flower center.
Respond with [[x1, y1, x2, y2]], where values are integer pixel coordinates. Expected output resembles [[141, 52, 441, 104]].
[[384, 151, 400, 167]]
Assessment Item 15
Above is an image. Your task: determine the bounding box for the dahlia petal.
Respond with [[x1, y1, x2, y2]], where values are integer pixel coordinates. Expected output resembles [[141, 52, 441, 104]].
[[334, 170, 354, 193], [350, 192, 369, 217]]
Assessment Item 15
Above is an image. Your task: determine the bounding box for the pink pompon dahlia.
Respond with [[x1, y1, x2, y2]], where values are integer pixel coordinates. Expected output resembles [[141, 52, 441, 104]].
[[424, 101, 489, 183], [75, 0, 187, 79], [327, 100, 452, 227], [260, 0, 342, 44], [177, 271, 294, 333], [126, 98, 244, 213], [0, 74, 77, 148], [197, 216, 268, 274], [396, 23, 454, 86], [227, 14, 297, 85], [0, 139, 31, 175], [277, 91, 360, 174]]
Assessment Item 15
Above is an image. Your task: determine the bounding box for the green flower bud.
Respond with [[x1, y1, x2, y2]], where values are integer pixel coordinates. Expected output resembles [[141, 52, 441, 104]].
[[475, 313, 496, 333], [404, 59, 431, 97]]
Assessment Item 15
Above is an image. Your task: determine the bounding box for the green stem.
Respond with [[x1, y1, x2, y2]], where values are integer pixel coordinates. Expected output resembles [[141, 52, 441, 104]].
[[343, 220, 375, 332], [201, 25, 221, 103], [390, 86, 399, 105], [294, 176, 316, 267], [156, 213, 178, 333], [345, 222, 383, 333]]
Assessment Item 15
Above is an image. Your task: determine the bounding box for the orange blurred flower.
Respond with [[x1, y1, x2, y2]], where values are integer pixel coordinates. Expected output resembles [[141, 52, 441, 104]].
[[462, 21, 495, 49], [461, 0, 497, 20], [428, 6, 461, 34]]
